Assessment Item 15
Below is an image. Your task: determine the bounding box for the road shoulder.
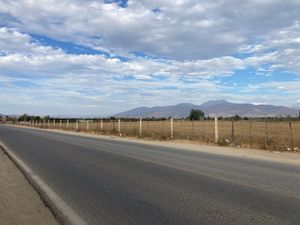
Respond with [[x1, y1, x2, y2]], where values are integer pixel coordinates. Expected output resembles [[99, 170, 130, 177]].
[[0, 149, 59, 225]]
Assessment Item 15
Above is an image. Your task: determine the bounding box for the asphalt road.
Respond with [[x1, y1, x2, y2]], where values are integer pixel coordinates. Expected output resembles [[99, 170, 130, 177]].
[[0, 125, 300, 225]]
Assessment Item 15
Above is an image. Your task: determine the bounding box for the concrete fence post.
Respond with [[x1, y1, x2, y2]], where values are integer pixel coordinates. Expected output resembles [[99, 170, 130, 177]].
[[139, 118, 142, 136], [264, 119, 268, 149], [170, 118, 174, 139], [249, 120, 253, 147], [53, 119, 56, 127], [59, 120, 62, 128], [215, 117, 219, 143], [100, 119, 103, 131], [289, 121, 294, 150], [48, 120, 50, 127], [118, 119, 121, 133], [231, 118, 234, 142], [67, 119, 69, 128], [87, 120, 90, 131], [76, 120, 79, 131]]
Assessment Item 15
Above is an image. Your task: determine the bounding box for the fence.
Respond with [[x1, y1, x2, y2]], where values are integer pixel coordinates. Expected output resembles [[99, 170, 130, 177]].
[[13, 118, 300, 151]]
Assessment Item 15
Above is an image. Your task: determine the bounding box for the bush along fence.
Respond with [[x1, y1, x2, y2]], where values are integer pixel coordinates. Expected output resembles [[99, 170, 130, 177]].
[[11, 118, 300, 152]]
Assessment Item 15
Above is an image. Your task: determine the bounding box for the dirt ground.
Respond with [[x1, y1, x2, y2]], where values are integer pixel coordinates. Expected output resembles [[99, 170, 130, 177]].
[[0, 150, 59, 225]]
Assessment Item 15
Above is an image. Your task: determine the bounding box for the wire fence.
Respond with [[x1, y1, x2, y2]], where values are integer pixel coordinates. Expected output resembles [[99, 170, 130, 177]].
[[11, 118, 300, 151]]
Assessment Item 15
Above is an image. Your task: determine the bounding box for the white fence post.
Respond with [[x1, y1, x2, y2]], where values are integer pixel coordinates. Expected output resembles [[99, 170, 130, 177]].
[[67, 119, 69, 128], [100, 119, 103, 131], [215, 117, 219, 143], [60, 120, 62, 128], [53, 119, 56, 127], [76, 120, 79, 131], [118, 119, 121, 133], [139, 118, 142, 136], [170, 118, 174, 139], [87, 120, 89, 131]]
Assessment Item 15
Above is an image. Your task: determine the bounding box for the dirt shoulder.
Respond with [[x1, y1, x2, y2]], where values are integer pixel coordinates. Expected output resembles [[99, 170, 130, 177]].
[[0, 150, 59, 225], [6, 124, 300, 166]]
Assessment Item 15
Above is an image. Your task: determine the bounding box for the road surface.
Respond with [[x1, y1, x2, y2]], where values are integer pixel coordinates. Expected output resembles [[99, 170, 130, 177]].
[[0, 125, 300, 225]]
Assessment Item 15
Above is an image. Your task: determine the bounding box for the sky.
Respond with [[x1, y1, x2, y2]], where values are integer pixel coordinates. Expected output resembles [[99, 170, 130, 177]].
[[0, 0, 300, 116]]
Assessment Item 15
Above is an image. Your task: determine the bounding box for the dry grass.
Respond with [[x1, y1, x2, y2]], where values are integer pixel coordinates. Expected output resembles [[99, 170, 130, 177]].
[[30, 119, 300, 152]]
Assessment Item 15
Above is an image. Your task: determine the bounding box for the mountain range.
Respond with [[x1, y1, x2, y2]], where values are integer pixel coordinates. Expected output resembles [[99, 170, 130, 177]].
[[114, 100, 299, 118]]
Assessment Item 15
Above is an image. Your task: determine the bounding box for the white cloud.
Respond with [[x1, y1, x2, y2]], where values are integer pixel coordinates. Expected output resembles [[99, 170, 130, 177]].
[[1, 0, 300, 60], [0, 27, 63, 56], [0, 27, 247, 80]]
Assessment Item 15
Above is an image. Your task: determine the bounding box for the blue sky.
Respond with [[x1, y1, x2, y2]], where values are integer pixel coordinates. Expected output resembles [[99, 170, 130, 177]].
[[0, 0, 300, 116]]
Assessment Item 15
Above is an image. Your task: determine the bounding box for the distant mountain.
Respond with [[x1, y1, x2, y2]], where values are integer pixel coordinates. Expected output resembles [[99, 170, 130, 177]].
[[114, 100, 299, 118], [200, 100, 298, 118], [114, 103, 199, 118]]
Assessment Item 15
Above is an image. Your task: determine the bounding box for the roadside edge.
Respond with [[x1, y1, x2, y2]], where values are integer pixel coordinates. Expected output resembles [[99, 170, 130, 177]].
[[0, 141, 87, 225]]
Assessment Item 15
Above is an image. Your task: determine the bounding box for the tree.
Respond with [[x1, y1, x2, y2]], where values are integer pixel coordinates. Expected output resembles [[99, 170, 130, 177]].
[[34, 116, 41, 121], [233, 114, 241, 120], [44, 115, 50, 121], [189, 109, 204, 120], [18, 114, 28, 122]]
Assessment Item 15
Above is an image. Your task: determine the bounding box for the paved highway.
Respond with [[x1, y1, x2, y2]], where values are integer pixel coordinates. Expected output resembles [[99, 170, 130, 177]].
[[0, 125, 300, 225]]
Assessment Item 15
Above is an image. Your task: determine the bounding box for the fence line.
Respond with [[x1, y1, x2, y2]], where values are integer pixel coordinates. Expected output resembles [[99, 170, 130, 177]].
[[10, 118, 300, 152]]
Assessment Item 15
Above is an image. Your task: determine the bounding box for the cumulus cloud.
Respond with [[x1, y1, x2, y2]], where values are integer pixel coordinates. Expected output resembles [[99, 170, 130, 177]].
[[0, 27, 248, 79], [1, 0, 300, 60]]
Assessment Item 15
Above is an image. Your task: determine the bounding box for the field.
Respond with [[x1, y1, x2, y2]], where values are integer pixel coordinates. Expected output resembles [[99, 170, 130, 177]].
[[18, 119, 300, 151]]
